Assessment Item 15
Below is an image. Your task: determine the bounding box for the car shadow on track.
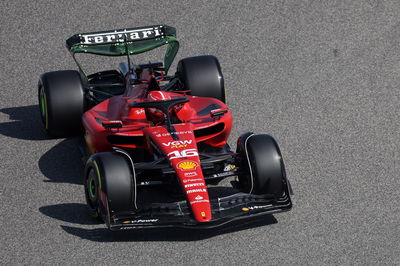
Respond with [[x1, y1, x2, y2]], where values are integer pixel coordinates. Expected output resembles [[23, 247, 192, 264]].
[[38, 138, 84, 184], [39, 203, 100, 225], [60, 217, 278, 242], [40, 203, 277, 242], [0, 105, 84, 184], [0, 105, 48, 140]]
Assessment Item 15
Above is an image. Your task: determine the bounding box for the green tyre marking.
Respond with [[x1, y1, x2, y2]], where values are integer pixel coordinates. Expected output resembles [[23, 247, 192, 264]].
[[87, 174, 97, 199], [39, 87, 49, 129]]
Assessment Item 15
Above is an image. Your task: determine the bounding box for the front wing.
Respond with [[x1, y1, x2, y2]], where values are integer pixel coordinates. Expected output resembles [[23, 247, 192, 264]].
[[107, 192, 292, 231]]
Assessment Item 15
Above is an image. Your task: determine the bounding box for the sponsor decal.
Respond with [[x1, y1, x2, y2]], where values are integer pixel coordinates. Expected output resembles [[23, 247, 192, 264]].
[[212, 171, 235, 178], [155, 131, 193, 137], [224, 164, 236, 171], [135, 109, 145, 115], [138, 181, 163, 186], [183, 172, 198, 178], [186, 188, 207, 194], [184, 183, 205, 188], [195, 195, 203, 200], [190, 199, 210, 204], [162, 140, 192, 147], [124, 219, 159, 224], [183, 178, 203, 183], [248, 205, 272, 210], [81, 27, 162, 44], [173, 144, 187, 148], [242, 205, 272, 211], [177, 161, 198, 171], [168, 149, 198, 159], [120, 227, 135, 230]]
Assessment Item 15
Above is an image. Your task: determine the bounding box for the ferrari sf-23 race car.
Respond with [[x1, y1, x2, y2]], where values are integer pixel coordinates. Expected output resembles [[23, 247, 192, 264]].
[[38, 25, 292, 231]]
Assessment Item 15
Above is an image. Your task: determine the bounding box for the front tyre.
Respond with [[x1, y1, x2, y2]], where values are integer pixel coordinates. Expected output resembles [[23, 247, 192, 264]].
[[84, 165, 102, 220], [236, 133, 286, 197], [84, 152, 135, 225]]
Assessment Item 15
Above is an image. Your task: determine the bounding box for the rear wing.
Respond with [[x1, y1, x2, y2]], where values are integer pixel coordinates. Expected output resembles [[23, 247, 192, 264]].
[[66, 25, 179, 74]]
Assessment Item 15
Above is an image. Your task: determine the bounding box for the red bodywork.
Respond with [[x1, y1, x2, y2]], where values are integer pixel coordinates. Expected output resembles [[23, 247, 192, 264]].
[[82, 69, 232, 222]]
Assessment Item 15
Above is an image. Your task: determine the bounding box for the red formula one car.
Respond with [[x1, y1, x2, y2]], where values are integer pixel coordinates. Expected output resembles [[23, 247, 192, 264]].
[[38, 25, 292, 230]]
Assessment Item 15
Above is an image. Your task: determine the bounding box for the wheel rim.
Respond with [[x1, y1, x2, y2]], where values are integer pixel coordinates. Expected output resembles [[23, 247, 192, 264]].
[[39, 87, 48, 129], [87, 175, 97, 200], [86, 169, 98, 207]]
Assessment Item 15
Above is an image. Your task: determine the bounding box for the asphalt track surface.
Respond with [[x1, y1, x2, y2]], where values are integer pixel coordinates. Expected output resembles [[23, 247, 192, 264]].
[[1, 0, 399, 265]]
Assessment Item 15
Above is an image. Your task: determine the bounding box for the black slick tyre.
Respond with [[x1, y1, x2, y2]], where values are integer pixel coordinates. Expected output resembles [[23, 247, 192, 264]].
[[38, 70, 85, 137], [176, 55, 225, 103], [84, 152, 135, 223], [237, 133, 286, 197]]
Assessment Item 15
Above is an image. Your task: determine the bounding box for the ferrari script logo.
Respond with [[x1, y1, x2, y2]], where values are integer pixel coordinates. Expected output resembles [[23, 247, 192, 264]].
[[81, 27, 162, 44]]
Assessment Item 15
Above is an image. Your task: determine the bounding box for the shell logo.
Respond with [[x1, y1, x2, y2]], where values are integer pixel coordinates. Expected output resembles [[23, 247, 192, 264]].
[[177, 161, 198, 171]]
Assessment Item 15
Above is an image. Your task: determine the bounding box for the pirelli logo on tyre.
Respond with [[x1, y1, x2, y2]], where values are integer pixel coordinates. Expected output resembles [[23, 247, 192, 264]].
[[177, 161, 198, 171]]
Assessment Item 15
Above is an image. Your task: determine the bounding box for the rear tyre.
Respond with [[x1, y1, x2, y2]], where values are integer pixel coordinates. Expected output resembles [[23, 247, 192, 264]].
[[38, 70, 85, 137], [236, 133, 285, 197], [176, 55, 225, 103], [84, 152, 134, 223]]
